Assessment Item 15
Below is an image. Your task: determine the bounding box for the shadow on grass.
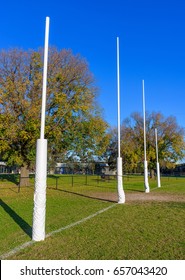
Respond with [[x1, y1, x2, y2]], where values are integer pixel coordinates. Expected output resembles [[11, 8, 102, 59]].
[[0, 174, 20, 185], [0, 199, 32, 238], [49, 187, 116, 203], [47, 175, 60, 179]]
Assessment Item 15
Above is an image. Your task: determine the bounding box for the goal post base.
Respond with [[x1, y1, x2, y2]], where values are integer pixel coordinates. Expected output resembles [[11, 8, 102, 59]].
[[117, 157, 125, 203], [32, 139, 47, 241]]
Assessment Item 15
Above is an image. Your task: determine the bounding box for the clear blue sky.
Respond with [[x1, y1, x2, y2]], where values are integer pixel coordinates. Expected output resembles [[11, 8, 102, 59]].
[[1, 0, 185, 129]]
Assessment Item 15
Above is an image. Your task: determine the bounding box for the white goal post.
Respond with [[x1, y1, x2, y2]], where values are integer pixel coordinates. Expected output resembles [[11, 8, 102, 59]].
[[32, 17, 50, 241]]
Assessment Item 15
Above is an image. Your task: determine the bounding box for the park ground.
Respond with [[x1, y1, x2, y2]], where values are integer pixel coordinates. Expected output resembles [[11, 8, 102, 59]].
[[0, 175, 185, 260]]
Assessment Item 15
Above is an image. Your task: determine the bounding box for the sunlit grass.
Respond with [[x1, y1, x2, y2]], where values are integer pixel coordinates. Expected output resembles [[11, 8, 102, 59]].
[[0, 174, 184, 260]]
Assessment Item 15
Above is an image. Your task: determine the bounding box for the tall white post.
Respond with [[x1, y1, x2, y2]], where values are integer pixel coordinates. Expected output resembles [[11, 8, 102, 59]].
[[142, 80, 150, 193], [40, 17, 50, 140], [155, 128, 161, 187], [116, 37, 125, 203], [32, 17, 50, 241]]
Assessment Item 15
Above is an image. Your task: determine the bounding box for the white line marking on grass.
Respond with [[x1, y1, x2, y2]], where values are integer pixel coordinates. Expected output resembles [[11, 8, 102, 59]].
[[0, 240, 34, 260], [0, 203, 116, 259], [46, 203, 116, 238]]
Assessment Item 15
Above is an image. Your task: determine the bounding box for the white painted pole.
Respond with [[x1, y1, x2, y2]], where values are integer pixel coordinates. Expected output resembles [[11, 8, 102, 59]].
[[116, 37, 125, 203], [117, 37, 121, 159], [142, 80, 150, 193], [40, 16, 50, 140], [32, 139, 47, 241], [32, 17, 50, 241], [155, 128, 161, 187]]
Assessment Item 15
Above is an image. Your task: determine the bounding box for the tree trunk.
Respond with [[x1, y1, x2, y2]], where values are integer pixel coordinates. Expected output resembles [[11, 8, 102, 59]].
[[20, 164, 30, 187], [150, 169, 155, 179]]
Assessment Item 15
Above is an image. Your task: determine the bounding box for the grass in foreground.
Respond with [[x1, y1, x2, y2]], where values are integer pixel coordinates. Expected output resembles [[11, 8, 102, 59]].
[[0, 175, 184, 260]]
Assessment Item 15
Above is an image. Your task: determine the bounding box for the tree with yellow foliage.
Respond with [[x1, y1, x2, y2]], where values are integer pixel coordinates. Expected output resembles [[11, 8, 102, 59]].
[[108, 112, 185, 175], [0, 48, 110, 185]]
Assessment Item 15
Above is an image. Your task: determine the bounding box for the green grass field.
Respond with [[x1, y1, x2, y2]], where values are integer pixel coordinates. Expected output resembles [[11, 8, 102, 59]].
[[0, 174, 184, 260]]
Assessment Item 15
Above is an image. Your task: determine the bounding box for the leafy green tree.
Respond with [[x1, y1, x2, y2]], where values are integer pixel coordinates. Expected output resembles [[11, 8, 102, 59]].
[[0, 48, 110, 184], [108, 112, 185, 174]]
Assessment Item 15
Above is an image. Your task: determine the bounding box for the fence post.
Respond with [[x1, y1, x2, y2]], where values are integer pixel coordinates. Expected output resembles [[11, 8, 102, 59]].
[[56, 177, 58, 190], [18, 176, 21, 193], [85, 175, 88, 185]]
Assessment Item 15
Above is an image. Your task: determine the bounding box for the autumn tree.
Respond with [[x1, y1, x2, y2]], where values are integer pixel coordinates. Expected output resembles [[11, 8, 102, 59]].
[[108, 112, 185, 174], [0, 48, 110, 184]]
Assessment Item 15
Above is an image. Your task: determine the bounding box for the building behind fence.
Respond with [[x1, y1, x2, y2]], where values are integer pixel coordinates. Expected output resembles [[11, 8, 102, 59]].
[[54, 162, 114, 175], [1, 159, 185, 177]]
